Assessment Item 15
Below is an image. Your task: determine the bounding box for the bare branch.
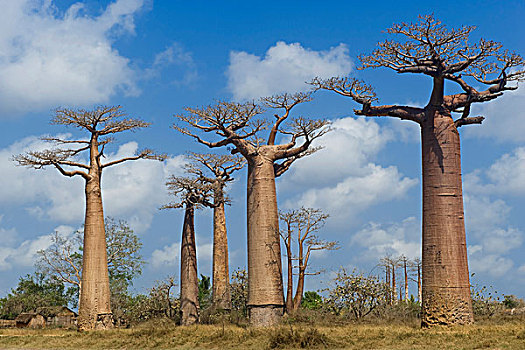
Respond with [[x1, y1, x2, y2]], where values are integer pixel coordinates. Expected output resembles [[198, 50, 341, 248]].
[[261, 92, 313, 145], [311, 76, 424, 123], [101, 149, 166, 168]]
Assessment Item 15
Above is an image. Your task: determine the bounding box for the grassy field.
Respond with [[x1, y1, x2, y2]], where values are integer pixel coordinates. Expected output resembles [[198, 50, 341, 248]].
[[0, 319, 524, 350]]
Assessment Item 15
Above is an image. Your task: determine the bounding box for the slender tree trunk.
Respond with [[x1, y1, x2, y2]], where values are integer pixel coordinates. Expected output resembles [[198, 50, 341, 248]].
[[392, 266, 397, 305], [212, 196, 231, 310], [246, 156, 285, 326], [386, 266, 391, 305], [285, 237, 294, 313], [78, 176, 113, 330], [77, 282, 82, 310], [292, 269, 305, 312], [404, 260, 409, 304], [418, 264, 422, 303], [180, 205, 199, 325], [420, 95, 473, 326]]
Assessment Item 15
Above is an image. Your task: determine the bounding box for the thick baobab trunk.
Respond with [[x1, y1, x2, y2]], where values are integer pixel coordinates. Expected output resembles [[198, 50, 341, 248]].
[[246, 156, 285, 326], [212, 198, 231, 310], [180, 205, 200, 325], [420, 103, 473, 326], [78, 177, 113, 330]]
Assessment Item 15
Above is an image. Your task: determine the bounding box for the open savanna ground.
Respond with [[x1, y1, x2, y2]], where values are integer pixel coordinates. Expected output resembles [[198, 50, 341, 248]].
[[1, 319, 524, 350]]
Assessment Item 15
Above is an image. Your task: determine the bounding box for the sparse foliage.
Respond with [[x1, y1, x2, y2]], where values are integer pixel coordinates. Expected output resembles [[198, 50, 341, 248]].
[[324, 268, 390, 320], [279, 207, 338, 312], [174, 92, 331, 325]]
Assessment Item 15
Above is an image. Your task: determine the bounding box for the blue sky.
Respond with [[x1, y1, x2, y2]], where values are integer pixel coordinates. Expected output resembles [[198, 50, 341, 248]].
[[1, 0, 524, 301]]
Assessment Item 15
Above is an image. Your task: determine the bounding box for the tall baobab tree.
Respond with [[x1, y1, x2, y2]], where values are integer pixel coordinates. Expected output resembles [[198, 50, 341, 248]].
[[279, 207, 337, 313], [185, 153, 245, 310], [312, 15, 525, 326], [164, 176, 212, 326], [174, 93, 330, 326], [14, 106, 164, 330], [36, 218, 144, 309]]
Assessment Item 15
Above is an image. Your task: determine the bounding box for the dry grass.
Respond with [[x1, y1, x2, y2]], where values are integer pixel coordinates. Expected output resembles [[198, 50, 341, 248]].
[[0, 319, 524, 349]]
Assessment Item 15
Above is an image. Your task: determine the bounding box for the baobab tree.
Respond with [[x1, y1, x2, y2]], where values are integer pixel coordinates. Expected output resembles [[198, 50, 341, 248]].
[[399, 255, 409, 303], [36, 218, 144, 308], [185, 153, 245, 310], [279, 207, 337, 312], [312, 14, 525, 326], [174, 93, 330, 326], [410, 257, 422, 302], [379, 256, 399, 305], [163, 176, 213, 325], [14, 106, 164, 330]]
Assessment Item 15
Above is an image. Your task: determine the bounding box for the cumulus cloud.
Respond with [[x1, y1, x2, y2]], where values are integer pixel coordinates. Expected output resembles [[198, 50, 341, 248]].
[[281, 117, 417, 225], [467, 88, 525, 143], [0, 0, 145, 114], [1, 135, 186, 233], [145, 43, 198, 86], [462, 194, 524, 277], [289, 164, 416, 221], [0, 224, 74, 271], [151, 239, 212, 268], [350, 217, 421, 261], [227, 41, 352, 100]]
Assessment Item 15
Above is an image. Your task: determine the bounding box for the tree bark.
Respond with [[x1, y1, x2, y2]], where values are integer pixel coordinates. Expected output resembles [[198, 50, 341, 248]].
[[420, 103, 473, 326], [418, 264, 422, 303], [285, 235, 294, 313], [292, 269, 305, 312], [212, 198, 231, 310], [392, 266, 397, 305], [77, 175, 113, 330], [404, 260, 409, 303], [246, 155, 285, 326], [180, 205, 199, 325]]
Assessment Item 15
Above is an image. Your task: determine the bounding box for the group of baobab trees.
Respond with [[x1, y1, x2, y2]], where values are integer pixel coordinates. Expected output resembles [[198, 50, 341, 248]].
[[14, 15, 524, 330]]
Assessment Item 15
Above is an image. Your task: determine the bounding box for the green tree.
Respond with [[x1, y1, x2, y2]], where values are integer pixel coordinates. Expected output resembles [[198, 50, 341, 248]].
[[301, 291, 323, 310], [0, 273, 74, 319], [324, 268, 390, 320], [36, 217, 145, 309], [198, 274, 212, 310], [230, 268, 248, 317]]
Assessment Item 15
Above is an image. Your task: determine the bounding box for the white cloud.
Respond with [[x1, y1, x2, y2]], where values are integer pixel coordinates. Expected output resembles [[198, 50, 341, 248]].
[[0, 0, 145, 114], [463, 147, 525, 197], [227, 41, 352, 100], [461, 148, 525, 278], [145, 43, 198, 86], [0, 224, 74, 271], [469, 252, 514, 278], [288, 164, 416, 222], [350, 217, 421, 261], [286, 118, 393, 187], [281, 117, 417, 225], [151, 239, 213, 268], [1, 135, 186, 233], [467, 88, 525, 143], [151, 242, 180, 268]]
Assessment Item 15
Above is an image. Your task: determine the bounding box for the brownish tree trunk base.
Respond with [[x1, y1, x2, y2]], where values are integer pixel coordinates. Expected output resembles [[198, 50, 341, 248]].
[[422, 289, 473, 327], [249, 305, 283, 327], [95, 313, 115, 330]]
